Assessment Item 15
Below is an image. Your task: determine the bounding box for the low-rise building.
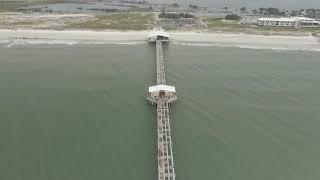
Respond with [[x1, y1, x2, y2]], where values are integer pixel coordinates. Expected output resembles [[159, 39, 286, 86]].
[[315, 10, 320, 20], [148, 29, 170, 42], [257, 17, 320, 28]]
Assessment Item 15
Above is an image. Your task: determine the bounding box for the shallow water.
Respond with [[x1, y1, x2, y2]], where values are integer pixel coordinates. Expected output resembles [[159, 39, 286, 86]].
[[0, 44, 320, 180]]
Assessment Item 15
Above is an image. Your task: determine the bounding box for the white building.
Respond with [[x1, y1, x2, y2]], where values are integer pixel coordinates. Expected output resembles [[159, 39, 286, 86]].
[[149, 85, 176, 98], [148, 85, 177, 105], [147, 29, 170, 42], [257, 17, 320, 28]]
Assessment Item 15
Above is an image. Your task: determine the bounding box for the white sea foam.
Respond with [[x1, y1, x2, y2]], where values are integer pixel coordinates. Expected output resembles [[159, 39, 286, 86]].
[[81, 41, 145, 45], [26, 39, 79, 45], [0, 29, 148, 42], [3, 39, 146, 47], [4, 39, 79, 47], [5, 40, 21, 47], [170, 32, 320, 52], [1, 29, 320, 51], [173, 41, 320, 52], [0, 40, 10, 44]]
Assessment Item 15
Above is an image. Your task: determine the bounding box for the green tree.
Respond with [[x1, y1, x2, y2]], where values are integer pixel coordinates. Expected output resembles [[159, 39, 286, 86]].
[[225, 14, 241, 21], [240, 6, 247, 14], [252, 9, 258, 14]]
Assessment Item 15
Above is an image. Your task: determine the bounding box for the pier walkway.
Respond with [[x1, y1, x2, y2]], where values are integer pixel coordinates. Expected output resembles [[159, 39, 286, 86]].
[[148, 39, 177, 180], [156, 40, 166, 85]]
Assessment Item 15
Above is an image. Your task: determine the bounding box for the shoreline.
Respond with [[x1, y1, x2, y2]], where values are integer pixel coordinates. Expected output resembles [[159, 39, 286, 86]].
[[1, 28, 318, 39], [1, 29, 320, 51]]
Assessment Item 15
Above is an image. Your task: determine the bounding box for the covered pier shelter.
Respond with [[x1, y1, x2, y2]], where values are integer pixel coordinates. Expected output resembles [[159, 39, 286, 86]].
[[148, 85, 177, 105], [148, 30, 170, 42]]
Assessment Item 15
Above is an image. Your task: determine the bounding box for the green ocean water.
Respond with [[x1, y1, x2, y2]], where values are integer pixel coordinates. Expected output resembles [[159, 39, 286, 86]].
[[0, 44, 320, 180]]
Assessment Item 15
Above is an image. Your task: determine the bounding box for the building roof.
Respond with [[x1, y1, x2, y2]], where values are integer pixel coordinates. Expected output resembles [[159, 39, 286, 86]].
[[292, 17, 314, 21], [149, 85, 176, 93], [147, 30, 170, 39], [258, 17, 320, 23], [258, 17, 296, 22]]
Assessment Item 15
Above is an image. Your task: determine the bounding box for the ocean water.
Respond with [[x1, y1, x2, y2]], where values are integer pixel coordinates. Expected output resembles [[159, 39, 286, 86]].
[[0, 43, 320, 180]]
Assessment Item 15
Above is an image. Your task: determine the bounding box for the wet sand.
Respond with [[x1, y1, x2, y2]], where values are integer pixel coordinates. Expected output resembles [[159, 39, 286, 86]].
[[1, 29, 320, 51]]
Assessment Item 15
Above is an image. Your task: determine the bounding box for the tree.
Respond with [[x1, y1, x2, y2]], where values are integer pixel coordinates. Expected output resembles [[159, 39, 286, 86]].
[[161, 8, 165, 14], [189, 4, 198, 9], [306, 8, 316, 18], [225, 14, 241, 21], [159, 12, 195, 19], [258, 7, 283, 15], [291, 10, 299, 16], [252, 9, 258, 14], [240, 6, 247, 14], [266, 7, 281, 15], [259, 8, 267, 14], [171, 3, 180, 8]]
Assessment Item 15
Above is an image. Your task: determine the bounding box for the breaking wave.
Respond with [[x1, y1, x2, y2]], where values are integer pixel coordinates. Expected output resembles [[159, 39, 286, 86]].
[[4, 39, 78, 47], [3, 38, 146, 47], [172, 41, 320, 52], [3, 37, 320, 52], [0, 40, 10, 44]]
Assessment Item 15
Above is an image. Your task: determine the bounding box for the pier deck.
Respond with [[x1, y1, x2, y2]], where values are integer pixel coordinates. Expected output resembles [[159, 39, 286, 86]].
[[148, 39, 177, 180]]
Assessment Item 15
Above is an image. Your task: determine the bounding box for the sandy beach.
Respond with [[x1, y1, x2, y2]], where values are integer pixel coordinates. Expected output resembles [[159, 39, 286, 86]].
[[1, 29, 320, 51]]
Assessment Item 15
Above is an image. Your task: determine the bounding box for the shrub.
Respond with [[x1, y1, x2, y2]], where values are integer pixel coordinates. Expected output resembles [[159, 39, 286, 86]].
[[225, 14, 241, 21]]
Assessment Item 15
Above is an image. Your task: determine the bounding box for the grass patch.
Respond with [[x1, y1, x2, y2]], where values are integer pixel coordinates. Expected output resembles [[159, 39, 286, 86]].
[[7, 21, 36, 26], [0, 0, 45, 12], [0, 0, 98, 12], [202, 17, 252, 29], [68, 13, 154, 31], [0, 1, 28, 12]]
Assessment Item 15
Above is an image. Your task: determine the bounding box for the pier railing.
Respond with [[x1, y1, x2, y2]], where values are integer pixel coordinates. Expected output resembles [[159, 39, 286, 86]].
[[148, 40, 177, 180]]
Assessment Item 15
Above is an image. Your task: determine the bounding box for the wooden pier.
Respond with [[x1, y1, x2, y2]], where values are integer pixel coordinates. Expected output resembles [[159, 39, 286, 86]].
[[148, 39, 177, 180]]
